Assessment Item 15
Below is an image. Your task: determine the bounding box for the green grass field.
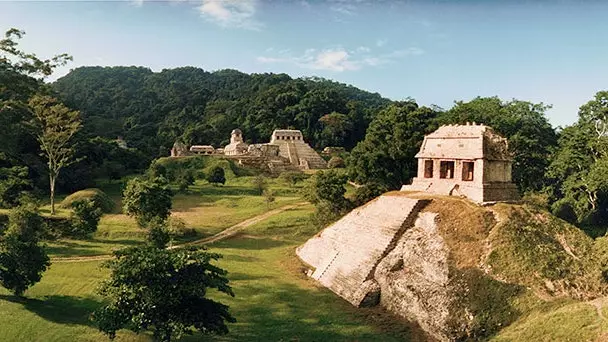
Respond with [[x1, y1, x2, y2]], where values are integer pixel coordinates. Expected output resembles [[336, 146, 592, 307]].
[[0, 174, 414, 341]]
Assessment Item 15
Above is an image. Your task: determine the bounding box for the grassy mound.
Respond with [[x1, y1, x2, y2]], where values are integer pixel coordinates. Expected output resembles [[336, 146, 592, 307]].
[[413, 197, 608, 340], [59, 188, 115, 213]]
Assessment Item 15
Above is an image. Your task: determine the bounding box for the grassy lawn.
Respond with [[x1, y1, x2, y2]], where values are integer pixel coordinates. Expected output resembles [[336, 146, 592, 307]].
[[45, 176, 304, 258], [0, 202, 417, 342]]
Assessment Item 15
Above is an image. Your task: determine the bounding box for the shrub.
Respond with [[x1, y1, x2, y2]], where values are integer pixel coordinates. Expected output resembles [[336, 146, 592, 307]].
[[69, 199, 103, 237], [176, 169, 195, 193], [279, 171, 308, 187], [123, 177, 173, 228], [352, 183, 387, 207], [207, 166, 226, 185], [327, 156, 346, 169], [60, 188, 115, 213]]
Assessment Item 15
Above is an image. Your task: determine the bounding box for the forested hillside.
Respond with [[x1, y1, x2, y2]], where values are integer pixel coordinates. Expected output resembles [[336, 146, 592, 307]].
[[52, 66, 391, 156]]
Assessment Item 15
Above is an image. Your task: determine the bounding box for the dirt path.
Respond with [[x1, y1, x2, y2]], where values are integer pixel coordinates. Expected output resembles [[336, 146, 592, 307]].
[[51, 202, 308, 263]]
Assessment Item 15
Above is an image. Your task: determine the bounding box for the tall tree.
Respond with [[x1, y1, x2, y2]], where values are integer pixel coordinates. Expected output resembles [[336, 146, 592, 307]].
[[440, 97, 557, 193], [29, 95, 81, 215], [348, 101, 439, 189], [547, 91, 608, 225]]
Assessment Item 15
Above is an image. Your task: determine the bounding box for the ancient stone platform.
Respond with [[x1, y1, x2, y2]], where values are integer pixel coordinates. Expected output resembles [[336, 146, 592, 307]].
[[296, 195, 428, 307]]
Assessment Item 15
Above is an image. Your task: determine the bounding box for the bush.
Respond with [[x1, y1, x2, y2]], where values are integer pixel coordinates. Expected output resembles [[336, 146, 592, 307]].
[[327, 156, 346, 169], [69, 199, 103, 237], [176, 169, 195, 193], [352, 183, 387, 207], [279, 171, 308, 187], [207, 166, 226, 185], [60, 188, 115, 213], [123, 177, 173, 228]]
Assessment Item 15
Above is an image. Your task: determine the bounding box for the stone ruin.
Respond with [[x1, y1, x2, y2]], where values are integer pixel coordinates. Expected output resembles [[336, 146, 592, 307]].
[[269, 130, 328, 169], [170, 128, 327, 173], [297, 124, 522, 341], [401, 123, 519, 203]]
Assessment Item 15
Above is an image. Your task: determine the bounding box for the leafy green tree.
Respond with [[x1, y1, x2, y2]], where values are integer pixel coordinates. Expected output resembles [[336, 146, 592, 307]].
[[352, 183, 387, 207], [0, 203, 50, 296], [122, 177, 173, 228], [69, 199, 102, 237], [1, 28, 71, 198], [547, 91, 608, 225], [279, 171, 307, 187], [206, 167, 226, 186], [348, 101, 439, 189], [176, 169, 195, 193], [0, 153, 32, 208], [29, 95, 81, 215], [93, 246, 236, 341], [304, 170, 350, 214], [318, 112, 352, 147], [440, 97, 557, 192]]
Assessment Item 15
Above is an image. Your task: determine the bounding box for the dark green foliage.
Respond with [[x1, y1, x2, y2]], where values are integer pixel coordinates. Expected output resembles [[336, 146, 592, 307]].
[[348, 101, 440, 189], [93, 246, 236, 341], [0, 154, 32, 208], [207, 166, 226, 186], [122, 177, 173, 228], [327, 156, 345, 169], [147, 220, 171, 249], [440, 97, 557, 193], [52, 67, 391, 157], [69, 199, 102, 237], [352, 183, 387, 207], [546, 91, 608, 226], [0, 204, 50, 296], [176, 169, 195, 193], [278, 171, 308, 187], [304, 170, 351, 225]]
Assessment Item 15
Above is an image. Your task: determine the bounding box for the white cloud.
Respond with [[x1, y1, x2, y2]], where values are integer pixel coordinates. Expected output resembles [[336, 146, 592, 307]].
[[130, 0, 144, 7], [312, 49, 358, 71], [376, 39, 387, 47], [198, 0, 261, 30], [257, 45, 424, 72]]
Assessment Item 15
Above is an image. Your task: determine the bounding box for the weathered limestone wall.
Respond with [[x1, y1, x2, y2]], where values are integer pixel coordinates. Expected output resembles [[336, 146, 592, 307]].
[[374, 212, 452, 342], [296, 195, 427, 307]]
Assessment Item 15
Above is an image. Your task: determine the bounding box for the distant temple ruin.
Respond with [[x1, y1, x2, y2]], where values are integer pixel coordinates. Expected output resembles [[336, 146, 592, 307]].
[[269, 130, 328, 169], [401, 123, 519, 203], [170, 128, 327, 171]]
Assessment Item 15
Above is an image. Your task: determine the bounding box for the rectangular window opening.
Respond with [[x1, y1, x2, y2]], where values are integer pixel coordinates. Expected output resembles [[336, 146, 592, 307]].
[[424, 160, 434, 178], [462, 161, 474, 181], [440, 161, 455, 179]]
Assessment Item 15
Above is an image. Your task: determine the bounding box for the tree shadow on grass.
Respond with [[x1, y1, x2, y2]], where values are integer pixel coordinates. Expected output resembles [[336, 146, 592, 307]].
[[185, 281, 423, 342], [0, 294, 101, 327]]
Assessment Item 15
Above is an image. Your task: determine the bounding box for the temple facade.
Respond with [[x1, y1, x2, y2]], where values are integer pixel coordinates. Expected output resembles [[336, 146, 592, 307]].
[[401, 123, 519, 203]]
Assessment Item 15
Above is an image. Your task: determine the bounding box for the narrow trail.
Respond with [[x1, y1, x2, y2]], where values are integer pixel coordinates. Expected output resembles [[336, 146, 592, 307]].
[[51, 202, 308, 263]]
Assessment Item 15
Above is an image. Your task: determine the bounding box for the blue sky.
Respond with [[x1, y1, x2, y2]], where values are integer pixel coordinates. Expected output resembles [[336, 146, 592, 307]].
[[1, 0, 607, 127]]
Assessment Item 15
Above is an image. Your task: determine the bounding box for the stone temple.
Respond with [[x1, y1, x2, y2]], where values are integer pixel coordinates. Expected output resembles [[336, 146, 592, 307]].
[[269, 129, 328, 169], [401, 123, 519, 203]]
